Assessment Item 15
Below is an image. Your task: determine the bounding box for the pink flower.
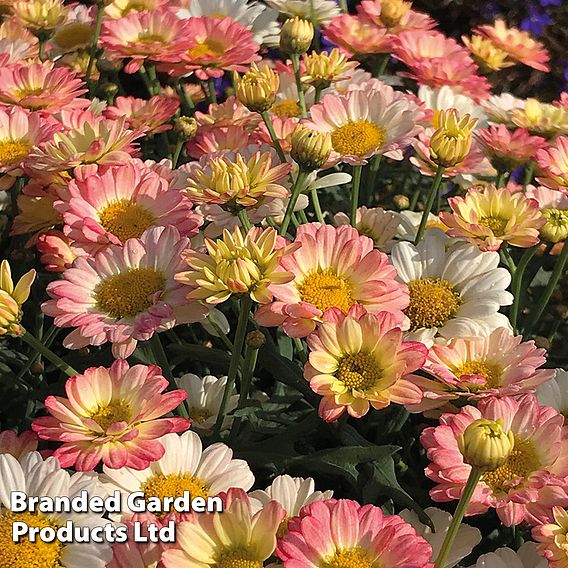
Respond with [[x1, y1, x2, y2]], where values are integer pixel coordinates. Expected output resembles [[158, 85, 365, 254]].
[[42, 226, 208, 358], [253, 115, 299, 155], [32, 359, 189, 471], [357, 0, 436, 34], [526, 185, 568, 243], [421, 394, 568, 526], [533, 506, 568, 567], [195, 95, 259, 131], [0, 429, 38, 460], [36, 229, 83, 272], [536, 135, 568, 191], [186, 125, 253, 160], [277, 498, 434, 568], [255, 223, 409, 338]]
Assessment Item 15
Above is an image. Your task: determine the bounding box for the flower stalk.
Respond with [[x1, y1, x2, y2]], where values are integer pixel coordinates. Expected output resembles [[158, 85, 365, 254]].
[[280, 170, 309, 235], [414, 164, 445, 245], [20, 329, 77, 377]]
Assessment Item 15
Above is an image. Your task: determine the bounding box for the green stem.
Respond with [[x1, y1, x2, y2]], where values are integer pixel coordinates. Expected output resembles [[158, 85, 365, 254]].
[[237, 209, 252, 231], [38, 38, 46, 61], [85, 2, 104, 92], [523, 161, 535, 190], [261, 111, 287, 162], [434, 467, 482, 568], [500, 246, 516, 274], [280, 170, 309, 235], [523, 241, 568, 338], [291, 54, 307, 117], [338, 0, 348, 12], [20, 330, 77, 377], [213, 296, 252, 437], [172, 139, 184, 168], [159, 132, 171, 161], [15, 325, 59, 383], [311, 188, 325, 223], [414, 165, 445, 245], [365, 154, 382, 206], [139, 65, 155, 97], [207, 78, 217, 104], [350, 165, 362, 225], [293, 337, 307, 363], [146, 63, 160, 95], [175, 81, 195, 116], [509, 245, 538, 333], [495, 170, 506, 189], [375, 53, 390, 76], [314, 86, 323, 104]]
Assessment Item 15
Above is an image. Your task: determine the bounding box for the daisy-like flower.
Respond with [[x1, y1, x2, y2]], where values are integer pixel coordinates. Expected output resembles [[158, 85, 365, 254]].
[[418, 85, 487, 128], [55, 161, 200, 252], [421, 394, 568, 526], [102, 431, 254, 519], [537, 369, 568, 417], [0, 61, 88, 113], [271, 68, 315, 118], [394, 30, 467, 67], [36, 229, 83, 273], [440, 184, 545, 251], [104, 0, 169, 19], [195, 95, 260, 131], [266, 0, 340, 26], [277, 498, 434, 568], [534, 506, 568, 567], [32, 359, 190, 471], [253, 116, 298, 154], [333, 206, 402, 251], [256, 223, 409, 338], [108, 517, 163, 568], [100, 8, 193, 74], [0, 19, 39, 62], [468, 544, 547, 568], [0, 429, 38, 460], [104, 96, 180, 136], [511, 99, 568, 140], [390, 229, 513, 344], [162, 488, 284, 568], [42, 226, 208, 358], [408, 327, 555, 413], [526, 186, 568, 243], [481, 93, 525, 127], [12, 0, 67, 33], [305, 88, 422, 165], [462, 34, 513, 73], [0, 452, 112, 568], [0, 259, 35, 337], [187, 124, 253, 159], [180, 150, 290, 207], [358, 0, 436, 33], [476, 125, 548, 172], [474, 19, 550, 72], [167, 16, 261, 80], [49, 3, 94, 56], [305, 305, 427, 421], [536, 135, 568, 190], [175, 373, 238, 433], [177, 226, 298, 305], [301, 48, 359, 91]]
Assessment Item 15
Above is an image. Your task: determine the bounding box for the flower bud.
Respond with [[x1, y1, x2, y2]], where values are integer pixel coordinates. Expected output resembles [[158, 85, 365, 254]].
[[236, 63, 279, 114], [246, 330, 266, 350], [174, 116, 198, 141], [0, 260, 36, 337], [280, 17, 314, 55], [380, 0, 412, 28], [96, 57, 123, 74], [457, 418, 514, 472], [429, 109, 478, 168], [393, 194, 410, 210], [290, 125, 332, 171]]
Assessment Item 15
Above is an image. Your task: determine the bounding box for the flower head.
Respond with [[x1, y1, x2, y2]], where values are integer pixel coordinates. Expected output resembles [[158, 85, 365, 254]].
[[0, 430, 38, 460], [280, 16, 314, 55], [462, 35, 513, 73], [512, 99, 568, 139], [0, 260, 35, 337], [526, 186, 568, 243], [536, 135, 568, 190], [290, 124, 332, 171], [236, 62, 279, 113], [429, 109, 478, 168], [301, 48, 359, 90], [12, 0, 67, 33], [533, 506, 568, 567]]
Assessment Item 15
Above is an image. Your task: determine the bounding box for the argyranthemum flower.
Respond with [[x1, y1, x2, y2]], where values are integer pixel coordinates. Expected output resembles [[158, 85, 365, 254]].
[[305, 305, 427, 421], [536, 135, 568, 190], [534, 507, 568, 567], [305, 88, 422, 165], [12, 0, 67, 33], [0, 259, 35, 337], [180, 150, 290, 207], [55, 161, 200, 252], [468, 544, 547, 568], [421, 394, 568, 526], [105, 0, 169, 19], [36, 230, 83, 273], [175, 373, 238, 433], [176, 226, 298, 305], [101, 431, 254, 519], [266, 0, 339, 25], [511, 99, 568, 139], [277, 499, 434, 568], [42, 226, 208, 358], [48, 3, 94, 55], [481, 93, 525, 127], [474, 19, 550, 72], [537, 369, 568, 417], [301, 48, 359, 91], [162, 488, 284, 568], [358, 0, 436, 33], [0, 61, 88, 113], [390, 229, 513, 344], [418, 85, 487, 128], [104, 95, 180, 136], [0, 429, 38, 460], [32, 359, 190, 471], [256, 223, 409, 338], [440, 184, 545, 251], [526, 186, 568, 243], [108, 518, 163, 568], [408, 327, 555, 413], [0, 452, 112, 568], [462, 34, 513, 73]]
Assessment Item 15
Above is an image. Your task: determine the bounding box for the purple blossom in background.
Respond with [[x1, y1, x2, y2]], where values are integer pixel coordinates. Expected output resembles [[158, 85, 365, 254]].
[[538, 0, 561, 6], [520, 3, 551, 36]]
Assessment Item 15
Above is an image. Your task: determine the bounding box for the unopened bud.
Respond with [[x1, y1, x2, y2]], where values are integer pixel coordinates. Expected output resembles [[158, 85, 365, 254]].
[[246, 330, 266, 350], [429, 109, 478, 168], [280, 17, 314, 55], [236, 63, 279, 113], [97, 82, 119, 100], [174, 117, 198, 141], [30, 361, 44, 375], [393, 194, 410, 210], [290, 125, 332, 171], [96, 58, 123, 74]]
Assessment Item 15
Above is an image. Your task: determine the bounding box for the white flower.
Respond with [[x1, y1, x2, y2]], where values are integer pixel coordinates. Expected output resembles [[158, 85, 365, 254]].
[[265, 0, 340, 25], [0, 452, 112, 568], [418, 85, 487, 128], [399, 507, 481, 568], [101, 431, 254, 519], [248, 475, 333, 517], [176, 373, 238, 433], [396, 211, 449, 242], [390, 229, 513, 345], [468, 543, 547, 568], [537, 368, 567, 414], [481, 93, 525, 128]]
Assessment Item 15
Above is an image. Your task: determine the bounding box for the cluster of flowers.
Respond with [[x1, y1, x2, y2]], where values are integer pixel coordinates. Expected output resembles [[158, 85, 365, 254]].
[[1, 0, 568, 566]]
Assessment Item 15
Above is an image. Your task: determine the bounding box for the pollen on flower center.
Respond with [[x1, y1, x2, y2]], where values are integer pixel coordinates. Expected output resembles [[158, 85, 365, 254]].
[[320, 547, 374, 568], [98, 198, 157, 242], [0, 510, 62, 568], [406, 277, 462, 330], [478, 215, 509, 236], [330, 120, 385, 157], [0, 140, 29, 165], [271, 98, 302, 117], [336, 352, 382, 391], [188, 39, 225, 59], [94, 267, 166, 320], [215, 546, 263, 568], [53, 23, 93, 49], [90, 400, 132, 431], [453, 360, 503, 390], [544, 208, 568, 228], [188, 407, 213, 424], [482, 436, 541, 493], [297, 269, 355, 314], [137, 32, 168, 44]]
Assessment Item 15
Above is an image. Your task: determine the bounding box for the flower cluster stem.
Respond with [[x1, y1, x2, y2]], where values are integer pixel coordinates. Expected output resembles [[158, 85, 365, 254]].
[[280, 170, 309, 235], [291, 54, 308, 117], [261, 111, 287, 162], [509, 244, 538, 333], [414, 165, 445, 245], [350, 165, 362, 225], [311, 188, 325, 223], [20, 329, 77, 377], [85, 1, 105, 92]]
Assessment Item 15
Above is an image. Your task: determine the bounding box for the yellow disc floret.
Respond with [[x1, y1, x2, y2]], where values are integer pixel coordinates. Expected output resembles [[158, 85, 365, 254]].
[[98, 199, 157, 242], [297, 269, 354, 314], [336, 353, 382, 392], [406, 277, 462, 330], [331, 120, 385, 158]]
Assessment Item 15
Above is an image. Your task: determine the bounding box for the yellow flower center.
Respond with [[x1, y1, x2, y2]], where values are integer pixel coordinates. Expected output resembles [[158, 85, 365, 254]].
[[336, 352, 381, 392], [478, 215, 509, 237], [141, 473, 209, 518], [452, 360, 503, 390], [320, 547, 374, 568], [215, 547, 263, 568], [188, 407, 213, 424], [276, 516, 290, 539], [137, 32, 167, 44], [406, 277, 462, 330], [98, 199, 157, 242], [122, 0, 155, 13], [187, 39, 226, 59], [297, 269, 354, 314], [94, 267, 166, 320], [482, 436, 541, 493], [90, 400, 132, 431], [0, 139, 29, 165], [52, 23, 93, 49], [0, 510, 62, 568], [271, 98, 302, 117], [331, 120, 385, 157]]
